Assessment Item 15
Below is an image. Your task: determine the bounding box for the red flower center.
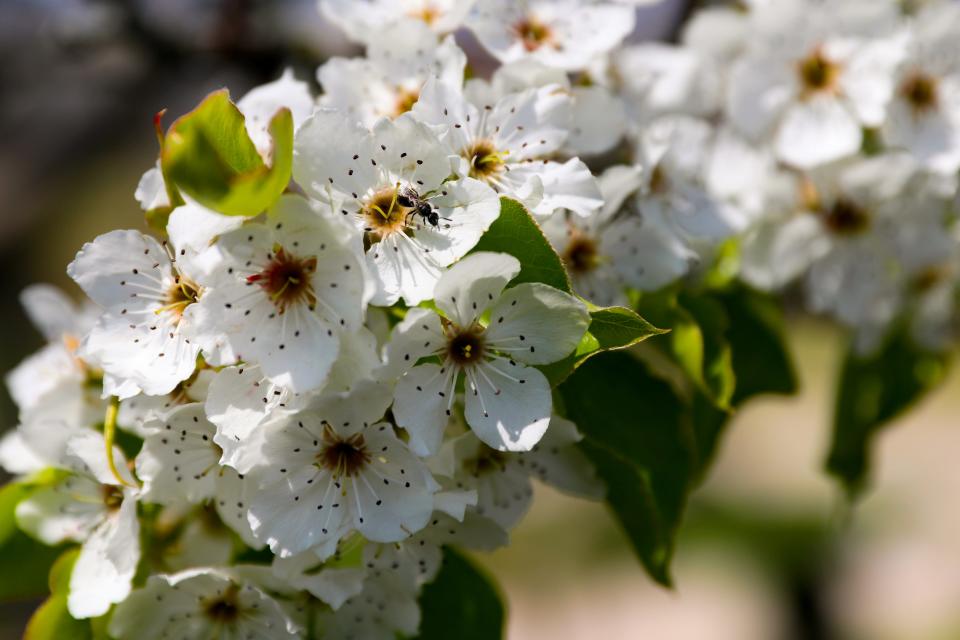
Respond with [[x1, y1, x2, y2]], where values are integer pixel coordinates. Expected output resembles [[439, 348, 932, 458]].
[[247, 245, 318, 313]]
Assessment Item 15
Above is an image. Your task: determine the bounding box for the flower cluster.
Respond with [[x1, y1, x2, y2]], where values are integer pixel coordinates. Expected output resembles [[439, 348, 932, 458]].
[[4, 0, 960, 637], [643, 0, 960, 351]]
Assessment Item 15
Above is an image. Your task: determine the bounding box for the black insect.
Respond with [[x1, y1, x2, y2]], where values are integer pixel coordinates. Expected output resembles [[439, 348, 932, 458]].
[[397, 185, 442, 227]]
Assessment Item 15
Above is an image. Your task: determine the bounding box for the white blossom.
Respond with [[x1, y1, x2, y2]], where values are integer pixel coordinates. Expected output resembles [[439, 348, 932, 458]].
[[320, 0, 475, 44], [16, 432, 140, 618], [294, 110, 501, 305], [109, 568, 300, 640], [189, 195, 366, 393], [412, 77, 603, 218], [465, 0, 635, 71], [244, 383, 438, 557], [319, 27, 466, 128], [389, 252, 590, 454]]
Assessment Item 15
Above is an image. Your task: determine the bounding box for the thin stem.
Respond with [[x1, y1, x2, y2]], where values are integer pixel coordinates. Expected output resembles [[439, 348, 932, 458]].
[[104, 396, 137, 488]]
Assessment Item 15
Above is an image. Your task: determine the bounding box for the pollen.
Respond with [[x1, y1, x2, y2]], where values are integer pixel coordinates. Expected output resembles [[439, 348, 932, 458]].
[[463, 139, 506, 182], [409, 3, 440, 26], [513, 15, 554, 52], [901, 72, 939, 114], [101, 484, 124, 512], [445, 322, 487, 365], [797, 48, 840, 96], [362, 186, 412, 241], [318, 424, 371, 478], [823, 197, 870, 235], [247, 246, 318, 313], [159, 277, 201, 321], [393, 87, 421, 117], [563, 232, 601, 274], [202, 585, 241, 624]]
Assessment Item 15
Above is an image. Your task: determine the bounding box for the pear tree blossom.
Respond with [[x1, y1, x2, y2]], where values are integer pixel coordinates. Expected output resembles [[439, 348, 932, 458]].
[[389, 252, 590, 455], [412, 77, 603, 219], [188, 196, 366, 393], [464, 0, 636, 71], [318, 27, 466, 127], [16, 432, 141, 619], [109, 568, 300, 640], [320, 0, 476, 45], [6, 0, 960, 637], [67, 229, 208, 399], [294, 110, 501, 305]]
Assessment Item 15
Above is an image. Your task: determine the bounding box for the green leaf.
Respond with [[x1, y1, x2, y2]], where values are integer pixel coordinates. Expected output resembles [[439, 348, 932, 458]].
[[472, 197, 572, 293], [0, 480, 71, 602], [0, 481, 32, 543], [539, 306, 666, 386], [24, 549, 90, 640], [161, 89, 293, 217], [638, 285, 795, 411], [416, 548, 504, 640], [578, 442, 675, 585], [637, 289, 734, 409], [827, 326, 950, 497], [48, 548, 81, 595], [145, 109, 185, 233], [560, 353, 693, 586], [24, 594, 92, 640], [688, 389, 730, 484], [588, 306, 667, 349], [676, 294, 735, 409], [715, 285, 797, 405]]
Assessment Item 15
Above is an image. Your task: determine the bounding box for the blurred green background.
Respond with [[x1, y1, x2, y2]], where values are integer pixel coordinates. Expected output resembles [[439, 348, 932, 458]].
[[2, 2, 959, 639]]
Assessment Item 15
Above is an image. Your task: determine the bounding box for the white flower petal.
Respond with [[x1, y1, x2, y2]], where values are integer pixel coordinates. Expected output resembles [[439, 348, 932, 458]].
[[464, 359, 552, 452], [166, 199, 243, 258], [214, 466, 262, 548], [81, 312, 201, 398], [382, 307, 446, 379], [411, 178, 501, 267], [238, 68, 316, 158], [136, 403, 221, 504], [434, 252, 521, 326], [740, 215, 831, 290], [307, 379, 394, 433], [606, 214, 695, 291], [775, 98, 862, 169], [66, 430, 135, 487], [20, 284, 93, 345], [366, 232, 445, 307], [485, 282, 590, 365], [837, 34, 907, 127], [68, 493, 140, 618], [0, 430, 46, 475], [15, 478, 102, 545], [510, 158, 603, 219], [392, 363, 454, 456], [567, 85, 626, 156], [67, 229, 173, 311], [294, 109, 378, 202], [134, 163, 170, 212], [527, 416, 603, 499], [353, 429, 436, 542], [726, 56, 794, 141]]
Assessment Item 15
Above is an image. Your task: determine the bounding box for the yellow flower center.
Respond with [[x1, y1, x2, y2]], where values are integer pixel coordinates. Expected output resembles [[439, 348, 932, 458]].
[[464, 140, 506, 182], [513, 16, 554, 52]]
